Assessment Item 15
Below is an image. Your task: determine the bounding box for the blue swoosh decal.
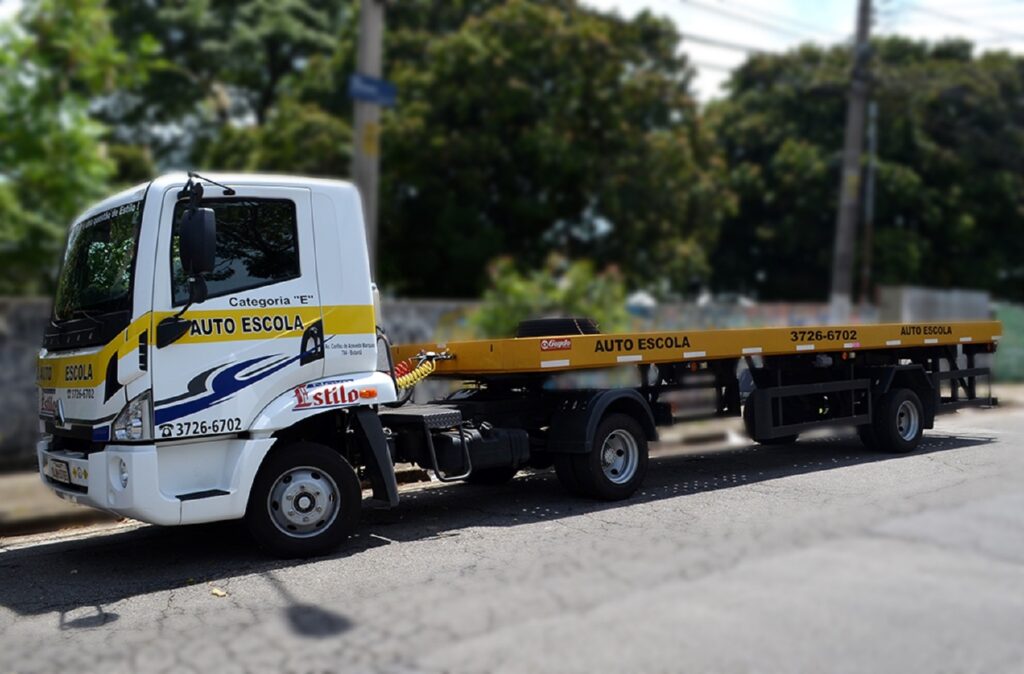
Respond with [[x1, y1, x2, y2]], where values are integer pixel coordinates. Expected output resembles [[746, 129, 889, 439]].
[[155, 353, 299, 425]]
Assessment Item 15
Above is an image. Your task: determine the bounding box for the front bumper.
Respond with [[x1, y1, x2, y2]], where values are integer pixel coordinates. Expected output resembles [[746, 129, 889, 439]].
[[37, 436, 276, 526]]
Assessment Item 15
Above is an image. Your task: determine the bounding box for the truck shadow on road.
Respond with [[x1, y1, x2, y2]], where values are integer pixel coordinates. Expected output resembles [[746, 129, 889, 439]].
[[0, 431, 994, 627]]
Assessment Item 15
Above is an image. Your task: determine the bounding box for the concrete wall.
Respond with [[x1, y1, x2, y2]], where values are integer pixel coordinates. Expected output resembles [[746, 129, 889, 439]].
[[0, 298, 49, 470], [878, 286, 992, 322]]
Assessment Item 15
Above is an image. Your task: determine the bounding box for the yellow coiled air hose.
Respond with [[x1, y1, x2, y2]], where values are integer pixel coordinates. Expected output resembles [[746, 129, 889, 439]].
[[395, 358, 436, 389]]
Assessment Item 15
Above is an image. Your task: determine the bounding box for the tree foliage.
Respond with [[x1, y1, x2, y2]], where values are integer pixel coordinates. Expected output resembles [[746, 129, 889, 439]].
[[468, 255, 630, 338], [709, 37, 1024, 302], [377, 1, 732, 297], [112, 0, 732, 298], [0, 0, 153, 294], [5, 3, 1024, 305]]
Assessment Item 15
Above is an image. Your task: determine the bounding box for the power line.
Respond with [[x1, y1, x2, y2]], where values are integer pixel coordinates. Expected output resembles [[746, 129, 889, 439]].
[[678, 31, 772, 54], [676, 0, 813, 41], [903, 2, 1024, 42], [691, 60, 738, 73], [713, 0, 847, 40], [924, 0, 1024, 12]]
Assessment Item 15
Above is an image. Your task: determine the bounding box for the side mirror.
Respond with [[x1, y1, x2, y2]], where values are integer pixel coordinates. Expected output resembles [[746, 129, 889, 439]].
[[180, 207, 216, 275]]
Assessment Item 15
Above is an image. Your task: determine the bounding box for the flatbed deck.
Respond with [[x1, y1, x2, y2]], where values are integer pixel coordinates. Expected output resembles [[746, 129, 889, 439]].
[[393, 320, 1002, 376]]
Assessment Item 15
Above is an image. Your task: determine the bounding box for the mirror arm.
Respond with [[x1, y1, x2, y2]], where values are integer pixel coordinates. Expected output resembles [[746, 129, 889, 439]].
[[158, 276, 207, 348], [172, 300, 193, 321], [156, 314, 191, 348]]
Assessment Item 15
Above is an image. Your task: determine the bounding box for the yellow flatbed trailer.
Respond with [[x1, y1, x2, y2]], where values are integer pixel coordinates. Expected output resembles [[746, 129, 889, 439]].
[[394, 320, 1002, 376], [382, 319, 1001, 496]]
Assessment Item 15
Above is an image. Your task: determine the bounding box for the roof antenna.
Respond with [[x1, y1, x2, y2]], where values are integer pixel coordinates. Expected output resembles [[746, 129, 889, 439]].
[[188, 170, 236, 196]]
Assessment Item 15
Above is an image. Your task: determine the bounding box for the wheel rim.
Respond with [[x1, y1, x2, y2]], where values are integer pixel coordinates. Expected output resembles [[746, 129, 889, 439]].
[[600, 429, 639, 485], [895, 400, 920, 442], [267, 466, 341, 539]]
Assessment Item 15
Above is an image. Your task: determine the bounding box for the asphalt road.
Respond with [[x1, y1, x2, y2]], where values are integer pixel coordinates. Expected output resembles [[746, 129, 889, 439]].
[[2, 407, 1023, 674]]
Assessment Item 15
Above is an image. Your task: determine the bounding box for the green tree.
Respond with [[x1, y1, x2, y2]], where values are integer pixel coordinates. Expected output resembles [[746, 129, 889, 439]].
[[0, 0, 154, 294], [709, 37, 1024, 301], [166, 1, 733, 298], [200, 99, 352, 177], [377, 1, 732, 297], [468, 254, 630, 338], [103, 0, 353, 162]]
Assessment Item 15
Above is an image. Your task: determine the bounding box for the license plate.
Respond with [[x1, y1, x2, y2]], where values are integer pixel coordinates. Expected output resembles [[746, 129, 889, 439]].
[[48, 459, 70, 484]]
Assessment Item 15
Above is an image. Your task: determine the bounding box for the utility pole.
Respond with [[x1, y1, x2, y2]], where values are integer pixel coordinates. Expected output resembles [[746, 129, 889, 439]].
[[352, 0, 385, 277], [828, 0, 872, 323], [860, 100, 879, 307]]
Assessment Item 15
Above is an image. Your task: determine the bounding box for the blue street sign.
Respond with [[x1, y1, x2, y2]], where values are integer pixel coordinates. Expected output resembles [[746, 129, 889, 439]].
[[348, 74, 398, 108]]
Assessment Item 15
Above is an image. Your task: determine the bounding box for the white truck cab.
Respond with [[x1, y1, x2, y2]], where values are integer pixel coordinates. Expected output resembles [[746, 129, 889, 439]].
[[38, 173, 397, 555]]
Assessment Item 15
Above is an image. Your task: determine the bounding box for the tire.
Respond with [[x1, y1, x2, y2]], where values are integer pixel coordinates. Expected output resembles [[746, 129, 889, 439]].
[[558, 413, 649, 500], [743, 402, 798, 445], [515, 317, 600, 338], [246, 441, 361, 558], [464, 465, 519, 486], [871, 388, 924, 454]]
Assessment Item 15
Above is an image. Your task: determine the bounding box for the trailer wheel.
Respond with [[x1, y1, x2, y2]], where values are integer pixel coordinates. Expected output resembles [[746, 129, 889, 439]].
[[871, 388, 924, 454], [246, 442, 361, 558], [558, 413, 648, 500], [464, 466, 519, 486], [742, 403, 798, 445]]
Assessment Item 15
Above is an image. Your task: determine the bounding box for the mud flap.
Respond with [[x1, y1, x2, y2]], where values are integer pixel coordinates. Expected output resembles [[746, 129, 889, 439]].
[[352, 407, 399, 507]]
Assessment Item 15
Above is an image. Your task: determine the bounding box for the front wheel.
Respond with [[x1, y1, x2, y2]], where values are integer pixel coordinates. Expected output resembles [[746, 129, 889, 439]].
[[246, 442, 361, 558], [555, 413, 648, 500]]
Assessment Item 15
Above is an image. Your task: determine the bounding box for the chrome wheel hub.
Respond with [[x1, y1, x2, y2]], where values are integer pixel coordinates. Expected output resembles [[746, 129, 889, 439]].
[[267, 466, 340, 538], [896, 400, 920, 442], [600, 429, 639, 485]]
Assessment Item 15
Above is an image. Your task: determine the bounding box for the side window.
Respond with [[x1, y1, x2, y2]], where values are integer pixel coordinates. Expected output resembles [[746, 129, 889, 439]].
[[171, 199, 300, 305]]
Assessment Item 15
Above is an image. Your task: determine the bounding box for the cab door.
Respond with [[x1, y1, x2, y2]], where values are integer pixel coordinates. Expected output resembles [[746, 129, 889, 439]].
[[150, 184, 324, 441]]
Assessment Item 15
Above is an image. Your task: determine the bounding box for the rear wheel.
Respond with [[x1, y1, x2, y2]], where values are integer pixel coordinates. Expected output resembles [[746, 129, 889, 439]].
[[871, 388, 924, 454], [555, 414, 648, 500], [246, 442, 361, 558]]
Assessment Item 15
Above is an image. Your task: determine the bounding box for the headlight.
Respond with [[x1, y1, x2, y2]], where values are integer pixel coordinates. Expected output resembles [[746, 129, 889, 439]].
[[112, 391, 153, 441]]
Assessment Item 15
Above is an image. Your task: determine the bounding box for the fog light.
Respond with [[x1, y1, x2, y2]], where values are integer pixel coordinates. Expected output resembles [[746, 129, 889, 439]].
[[118, 459, 128, 489]]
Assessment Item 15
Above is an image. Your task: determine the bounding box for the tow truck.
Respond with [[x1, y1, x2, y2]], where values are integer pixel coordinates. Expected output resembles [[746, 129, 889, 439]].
[[37, 173, 1002, 557]]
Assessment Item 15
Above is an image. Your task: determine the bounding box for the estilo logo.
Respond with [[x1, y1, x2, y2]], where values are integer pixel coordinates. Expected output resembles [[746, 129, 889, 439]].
[[293, 382, 359, 410], [540, 338, 572, 351]]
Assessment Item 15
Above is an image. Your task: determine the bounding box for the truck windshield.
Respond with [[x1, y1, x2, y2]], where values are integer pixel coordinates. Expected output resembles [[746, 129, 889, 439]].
[[53, 200, 143, 322]]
